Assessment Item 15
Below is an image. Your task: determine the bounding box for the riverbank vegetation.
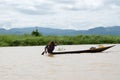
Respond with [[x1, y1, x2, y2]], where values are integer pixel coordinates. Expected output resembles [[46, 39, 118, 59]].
[[0, 34, 120, 46]]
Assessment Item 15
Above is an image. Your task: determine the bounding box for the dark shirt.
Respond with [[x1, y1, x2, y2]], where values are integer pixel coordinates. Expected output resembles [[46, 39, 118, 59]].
[[45, 44, 56, 53]]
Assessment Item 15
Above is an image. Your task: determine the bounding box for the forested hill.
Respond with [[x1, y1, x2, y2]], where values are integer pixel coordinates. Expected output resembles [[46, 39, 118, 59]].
[[0, 26, 120, 36]]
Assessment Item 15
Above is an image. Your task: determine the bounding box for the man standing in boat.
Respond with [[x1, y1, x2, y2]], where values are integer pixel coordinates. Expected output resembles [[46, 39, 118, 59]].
[[41, 41, 56, 55]]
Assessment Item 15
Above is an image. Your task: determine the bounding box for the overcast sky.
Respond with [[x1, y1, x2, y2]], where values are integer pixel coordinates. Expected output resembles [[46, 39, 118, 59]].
[[0, 0, 120, 30]]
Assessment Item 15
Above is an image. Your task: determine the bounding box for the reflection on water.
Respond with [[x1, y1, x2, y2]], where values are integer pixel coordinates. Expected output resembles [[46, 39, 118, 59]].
[[47, 53, 54, 57], [0, 44, 120, 80]]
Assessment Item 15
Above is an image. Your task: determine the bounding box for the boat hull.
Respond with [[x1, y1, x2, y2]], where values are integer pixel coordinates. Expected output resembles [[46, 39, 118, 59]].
[[52, 45, 115, 55]]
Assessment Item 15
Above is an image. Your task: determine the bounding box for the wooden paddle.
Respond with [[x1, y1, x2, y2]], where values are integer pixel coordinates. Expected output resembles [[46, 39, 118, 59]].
[[41, 51, 45, 55], [41, 50, 47, 55]]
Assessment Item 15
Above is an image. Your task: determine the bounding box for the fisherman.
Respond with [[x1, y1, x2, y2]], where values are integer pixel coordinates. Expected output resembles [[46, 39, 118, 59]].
[[41, 41, 56, 55]]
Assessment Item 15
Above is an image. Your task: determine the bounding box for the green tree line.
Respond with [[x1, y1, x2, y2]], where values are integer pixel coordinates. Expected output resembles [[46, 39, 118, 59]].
[[0, 34, 120, 46]]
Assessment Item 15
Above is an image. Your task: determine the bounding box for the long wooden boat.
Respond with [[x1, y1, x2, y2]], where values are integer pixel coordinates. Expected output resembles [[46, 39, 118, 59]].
[[52, 45, 115, 55]]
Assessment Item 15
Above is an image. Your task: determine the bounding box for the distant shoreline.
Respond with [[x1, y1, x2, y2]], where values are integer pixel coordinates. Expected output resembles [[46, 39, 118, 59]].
[[0, 34, 120, 47]]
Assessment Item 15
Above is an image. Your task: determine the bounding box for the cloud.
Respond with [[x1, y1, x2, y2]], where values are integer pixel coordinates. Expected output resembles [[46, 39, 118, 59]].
[[14, 4, 55, 15], [106, 0, 120, 6], [0, 0, 120, 30], [51, 0, 75, 4], [51, 0, 105, 11], [21, 3, 57, 15], [1, 0, 120, 15], [53, 0, 120, 11], [0, 0, 56, 15]]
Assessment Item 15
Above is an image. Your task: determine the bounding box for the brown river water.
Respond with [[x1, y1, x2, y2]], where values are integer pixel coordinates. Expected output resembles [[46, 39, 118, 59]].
[[0, 44, 120, 80]]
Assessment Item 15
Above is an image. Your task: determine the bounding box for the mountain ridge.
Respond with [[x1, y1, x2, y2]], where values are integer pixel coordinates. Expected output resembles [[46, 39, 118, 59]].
[[0, 26, 120, 36]]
